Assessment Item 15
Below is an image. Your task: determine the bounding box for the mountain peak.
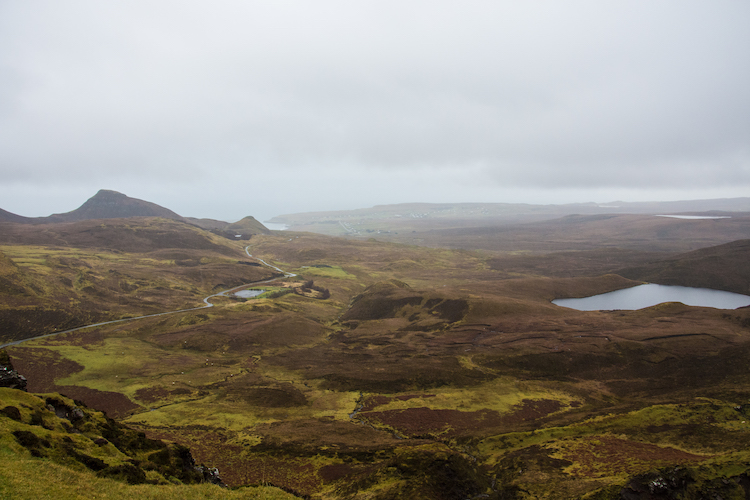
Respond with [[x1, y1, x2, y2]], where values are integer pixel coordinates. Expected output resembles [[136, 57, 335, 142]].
[[92, 189, 128, 199], [49, 190, 185, 222]]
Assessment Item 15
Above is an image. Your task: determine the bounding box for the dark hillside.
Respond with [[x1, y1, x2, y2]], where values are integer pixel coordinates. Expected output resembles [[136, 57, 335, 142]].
[[47, 189, 186, 223], [198, 216, 272, 240], [487, 248, 667, 278], [0, 218, 277, 343], [618, 239, 750, 295], [0, 208, 33, 224], [0, 218, 238, 255]]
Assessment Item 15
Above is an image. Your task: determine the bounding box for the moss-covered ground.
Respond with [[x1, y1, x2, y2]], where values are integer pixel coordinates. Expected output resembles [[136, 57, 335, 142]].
[[3, 222, 750, 498], [0, 388, 296, 499]]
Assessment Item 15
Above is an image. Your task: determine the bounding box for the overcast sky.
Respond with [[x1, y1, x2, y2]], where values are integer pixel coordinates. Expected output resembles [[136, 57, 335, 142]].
[[1, 1, 749, 222]]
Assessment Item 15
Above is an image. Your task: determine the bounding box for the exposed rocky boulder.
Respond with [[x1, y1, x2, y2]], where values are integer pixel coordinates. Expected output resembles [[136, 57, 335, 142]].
[[619, 466, 750, 499], [0, 349, 27, 391], [45, 396, 85, 421]]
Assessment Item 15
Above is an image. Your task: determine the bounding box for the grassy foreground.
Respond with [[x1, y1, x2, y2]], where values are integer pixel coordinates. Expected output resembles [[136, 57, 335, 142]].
[[0, 387, 295, 500], [0, 457, 294, 500]]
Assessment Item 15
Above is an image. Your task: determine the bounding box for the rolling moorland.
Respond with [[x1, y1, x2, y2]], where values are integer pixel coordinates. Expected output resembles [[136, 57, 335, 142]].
[[2, 191, 750, 499]]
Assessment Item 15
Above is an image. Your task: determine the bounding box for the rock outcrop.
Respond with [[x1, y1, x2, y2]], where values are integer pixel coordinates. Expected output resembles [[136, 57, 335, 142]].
[[0, 350, 27, 391], [0, 348, 226, 487]]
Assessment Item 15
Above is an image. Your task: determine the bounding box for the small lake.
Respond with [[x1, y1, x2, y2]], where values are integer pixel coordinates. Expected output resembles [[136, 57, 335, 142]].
[[235, 289, 265, 298], [553, 284, 750, 311]]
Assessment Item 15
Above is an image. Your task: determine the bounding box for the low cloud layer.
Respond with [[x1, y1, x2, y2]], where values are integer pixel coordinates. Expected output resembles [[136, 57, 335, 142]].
[[1, 1, 748, 221]]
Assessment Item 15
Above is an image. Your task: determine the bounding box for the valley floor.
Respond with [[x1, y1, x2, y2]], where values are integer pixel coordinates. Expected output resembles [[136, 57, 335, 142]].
[[3, 228, 750, 499]]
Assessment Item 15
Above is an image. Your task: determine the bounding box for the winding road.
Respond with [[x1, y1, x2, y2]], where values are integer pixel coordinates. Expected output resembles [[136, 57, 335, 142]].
[[0, 246, 295, 349]]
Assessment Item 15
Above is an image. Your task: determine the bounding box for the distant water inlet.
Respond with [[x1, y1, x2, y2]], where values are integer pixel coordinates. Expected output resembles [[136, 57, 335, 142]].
[[654, 215, 731, 220], [553, 284, 750, 311], [235, 289, 265, 298], [263, 222, 289, 231]]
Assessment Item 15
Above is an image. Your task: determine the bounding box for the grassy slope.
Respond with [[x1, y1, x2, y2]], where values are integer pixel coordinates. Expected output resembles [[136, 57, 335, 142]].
[[0, 218, 278, 343], [3, 228, 750, 498], [0, 460, 294, 500], [618, 238, 750, 295], [0, 388, 296, 500]]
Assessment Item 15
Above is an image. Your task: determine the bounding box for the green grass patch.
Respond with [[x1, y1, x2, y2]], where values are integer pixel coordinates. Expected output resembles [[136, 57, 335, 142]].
[[123, 397, 280, 430], [0, 454, 295, 499], [359, 377, 576, 415], [0, 388, 301, 498], [307, 390, 361, 420], [37, 337, 237, 400]]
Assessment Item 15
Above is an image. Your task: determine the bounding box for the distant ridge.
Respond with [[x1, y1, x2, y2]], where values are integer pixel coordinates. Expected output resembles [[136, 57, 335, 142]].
[[187, 216, 271, 239], [225, 216, 271, 235], [266, 197, 750, 240], [270, 197, 750, 224]]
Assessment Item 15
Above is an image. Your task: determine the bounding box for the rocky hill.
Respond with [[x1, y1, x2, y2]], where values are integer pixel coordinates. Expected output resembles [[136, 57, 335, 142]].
[[0, 190, 271, 236], [0, 190, 185, 224], [0, 351, 298, 499], [51, 190, 186, 222], [224, 216, 272, 235]]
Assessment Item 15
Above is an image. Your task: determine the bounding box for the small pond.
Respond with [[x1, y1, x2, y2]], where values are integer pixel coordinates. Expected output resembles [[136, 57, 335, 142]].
[[552, 284, 750, 311], [235, 289, 265, 299]]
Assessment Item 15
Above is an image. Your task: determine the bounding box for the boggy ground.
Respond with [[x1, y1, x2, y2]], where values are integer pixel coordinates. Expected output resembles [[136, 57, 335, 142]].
[[4, 228, 750, 498]]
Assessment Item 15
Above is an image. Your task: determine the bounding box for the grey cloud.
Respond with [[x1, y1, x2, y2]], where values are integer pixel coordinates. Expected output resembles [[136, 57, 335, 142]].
[[0, 0, 748, 218]]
